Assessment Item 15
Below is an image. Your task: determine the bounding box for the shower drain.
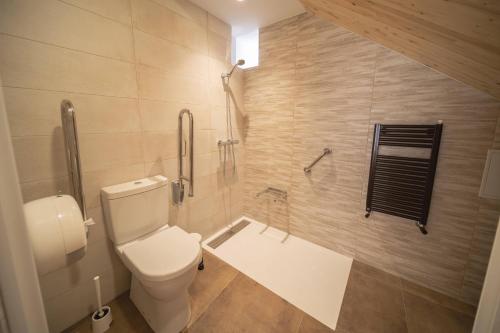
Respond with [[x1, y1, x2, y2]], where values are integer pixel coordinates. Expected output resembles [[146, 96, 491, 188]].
[[207, 219, 251, 249]]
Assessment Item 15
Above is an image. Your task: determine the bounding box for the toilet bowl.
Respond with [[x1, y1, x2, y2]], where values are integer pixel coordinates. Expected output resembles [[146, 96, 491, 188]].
[[101, 176, 201, 333]]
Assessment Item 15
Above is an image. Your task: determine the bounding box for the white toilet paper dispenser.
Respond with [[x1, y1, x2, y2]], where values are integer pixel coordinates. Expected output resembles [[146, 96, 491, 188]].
[[24, 195, 93, 275]]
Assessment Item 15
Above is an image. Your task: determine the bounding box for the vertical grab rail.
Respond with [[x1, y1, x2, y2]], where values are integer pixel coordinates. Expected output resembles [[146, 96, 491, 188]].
[[60, 100, 87, 220], [179, 108, 194, 197], [172, 109, 194, 204]]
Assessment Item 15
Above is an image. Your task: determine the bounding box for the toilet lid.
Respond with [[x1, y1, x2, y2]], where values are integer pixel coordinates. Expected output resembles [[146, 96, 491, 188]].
[[122, 226, 201, 282]]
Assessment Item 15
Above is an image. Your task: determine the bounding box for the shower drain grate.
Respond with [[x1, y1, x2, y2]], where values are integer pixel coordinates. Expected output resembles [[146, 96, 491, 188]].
[[207, 219, 251, 249]]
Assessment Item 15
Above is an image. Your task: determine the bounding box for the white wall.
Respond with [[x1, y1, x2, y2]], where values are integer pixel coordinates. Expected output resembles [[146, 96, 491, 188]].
[[0, 81, 48, 332], [473, 218, 500, 333]]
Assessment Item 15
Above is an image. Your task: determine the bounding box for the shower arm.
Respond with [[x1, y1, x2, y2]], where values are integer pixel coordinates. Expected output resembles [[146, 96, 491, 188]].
[[178, 109, 194, 197]]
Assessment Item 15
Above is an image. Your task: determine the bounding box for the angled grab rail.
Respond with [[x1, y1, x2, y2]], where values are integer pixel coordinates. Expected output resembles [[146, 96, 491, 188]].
[[303, 148, 332, 174]]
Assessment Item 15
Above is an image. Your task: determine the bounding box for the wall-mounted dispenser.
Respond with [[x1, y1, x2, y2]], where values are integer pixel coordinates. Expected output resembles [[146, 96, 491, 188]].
[[23, 100, 93, 275], [24, 195, 88, 275]]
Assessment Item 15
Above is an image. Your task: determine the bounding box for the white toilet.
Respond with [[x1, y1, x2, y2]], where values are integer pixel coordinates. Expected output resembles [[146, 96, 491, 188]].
[[101, 175, 201, 333]]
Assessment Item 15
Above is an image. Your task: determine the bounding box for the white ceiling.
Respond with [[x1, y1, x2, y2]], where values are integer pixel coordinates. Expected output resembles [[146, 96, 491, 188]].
[[190, 0, 305, 36]]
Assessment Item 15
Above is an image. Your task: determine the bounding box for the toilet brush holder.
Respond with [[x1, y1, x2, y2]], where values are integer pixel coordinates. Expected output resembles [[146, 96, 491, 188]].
[[91, 276, 112, 333], [91, 306, 112, 333]]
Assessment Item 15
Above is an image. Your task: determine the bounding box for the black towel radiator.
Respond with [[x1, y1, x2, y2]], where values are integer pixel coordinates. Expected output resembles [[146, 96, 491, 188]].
[[365, 123, 443, 234]]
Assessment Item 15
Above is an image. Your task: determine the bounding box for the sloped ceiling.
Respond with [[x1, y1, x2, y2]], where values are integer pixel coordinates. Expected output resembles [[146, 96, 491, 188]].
[[300, 0, 500, 99]]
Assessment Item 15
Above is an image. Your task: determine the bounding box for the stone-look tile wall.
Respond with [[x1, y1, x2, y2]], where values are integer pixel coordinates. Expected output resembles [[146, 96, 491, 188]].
[[243, 13, 500, 306], [0, 0, 245, 331]]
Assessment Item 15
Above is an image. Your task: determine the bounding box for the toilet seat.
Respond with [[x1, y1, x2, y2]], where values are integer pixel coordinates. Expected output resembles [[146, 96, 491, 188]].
[[121, 226, 201, 282]]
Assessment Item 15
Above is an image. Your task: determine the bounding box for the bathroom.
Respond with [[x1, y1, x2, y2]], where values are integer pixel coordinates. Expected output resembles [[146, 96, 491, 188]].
[[0, 0, 500, 332]]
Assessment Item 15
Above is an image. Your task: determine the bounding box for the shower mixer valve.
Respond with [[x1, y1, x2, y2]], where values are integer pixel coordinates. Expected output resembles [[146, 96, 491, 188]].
[[217, 139, 240, 146]]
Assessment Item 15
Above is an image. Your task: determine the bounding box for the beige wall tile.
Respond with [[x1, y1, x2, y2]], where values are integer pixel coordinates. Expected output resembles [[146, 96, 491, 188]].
[[38, 239, 119, 301], [144, 157, 177, 180], [43, 260, 129, 332], [139, 99, 181, 132], [73, 96, 141, 134], [208, 14, 231, 40], [0, 35, 138, 97], [131, 0, 176, 42], [173, 13, 208, 54], [83, 163, 145, 209], [86, 206, 107, 245], [193, 173, 217, 200], [194, 130, 216, 155], [134, 29, 208, 78], [208, 31, 229, 62], [0, 0, 134, 61], [139, 100, 211, 132], [153, 0, 207, 27], [4, 88, 140, 137], [20, 177, 70, 203], [12, 135, 67, 183], [211, 105, 228, 132], [141, 131, 177, 162], [79, 133, 144, 172], [60, 0, 132, 25], [137, 64, 207, 103], [4, 87, 62, 137], [194, 153, 214, 178]]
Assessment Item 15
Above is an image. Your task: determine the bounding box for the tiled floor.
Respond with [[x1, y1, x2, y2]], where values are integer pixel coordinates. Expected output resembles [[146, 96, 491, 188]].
[[65, 251, 476, 333]]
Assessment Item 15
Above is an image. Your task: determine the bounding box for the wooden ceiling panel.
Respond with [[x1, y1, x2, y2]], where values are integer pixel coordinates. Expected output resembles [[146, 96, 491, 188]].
[[300, 0, 500, 99]]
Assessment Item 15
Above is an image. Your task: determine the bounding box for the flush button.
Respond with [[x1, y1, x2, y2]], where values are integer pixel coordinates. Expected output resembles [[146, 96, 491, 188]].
[[134, 181, 142, 185]]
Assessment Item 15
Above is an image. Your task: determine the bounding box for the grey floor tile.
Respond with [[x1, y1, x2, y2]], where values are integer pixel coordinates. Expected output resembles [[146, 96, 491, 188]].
[[401, 279, 476, 317], [188, 273, 303, 333], [188, 251, 239, 326], [298, 314, 333, 332], [336, 268, 407, 333], [63, 258, 476, 333], [403, 291, 474, 333], [64, 293, 152, 333]]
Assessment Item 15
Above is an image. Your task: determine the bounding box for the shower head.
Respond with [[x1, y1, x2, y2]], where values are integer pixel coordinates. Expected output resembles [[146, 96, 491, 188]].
[[222, 59, 246, 78]]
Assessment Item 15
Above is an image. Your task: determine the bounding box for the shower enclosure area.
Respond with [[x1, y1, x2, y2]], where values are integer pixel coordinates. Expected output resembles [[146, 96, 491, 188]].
[[203, 217, 352, 330], [241, 13, 500, 308]]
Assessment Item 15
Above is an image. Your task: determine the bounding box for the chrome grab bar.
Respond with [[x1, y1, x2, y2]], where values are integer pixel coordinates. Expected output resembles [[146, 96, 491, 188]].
[[60, 100, 87, 220], [304, 148, 332, 174], [172, 109, 194, 204]]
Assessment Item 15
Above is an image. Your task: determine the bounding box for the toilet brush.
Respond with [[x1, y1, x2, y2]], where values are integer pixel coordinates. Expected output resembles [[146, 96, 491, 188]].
[[91, 276, 112, 333]]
